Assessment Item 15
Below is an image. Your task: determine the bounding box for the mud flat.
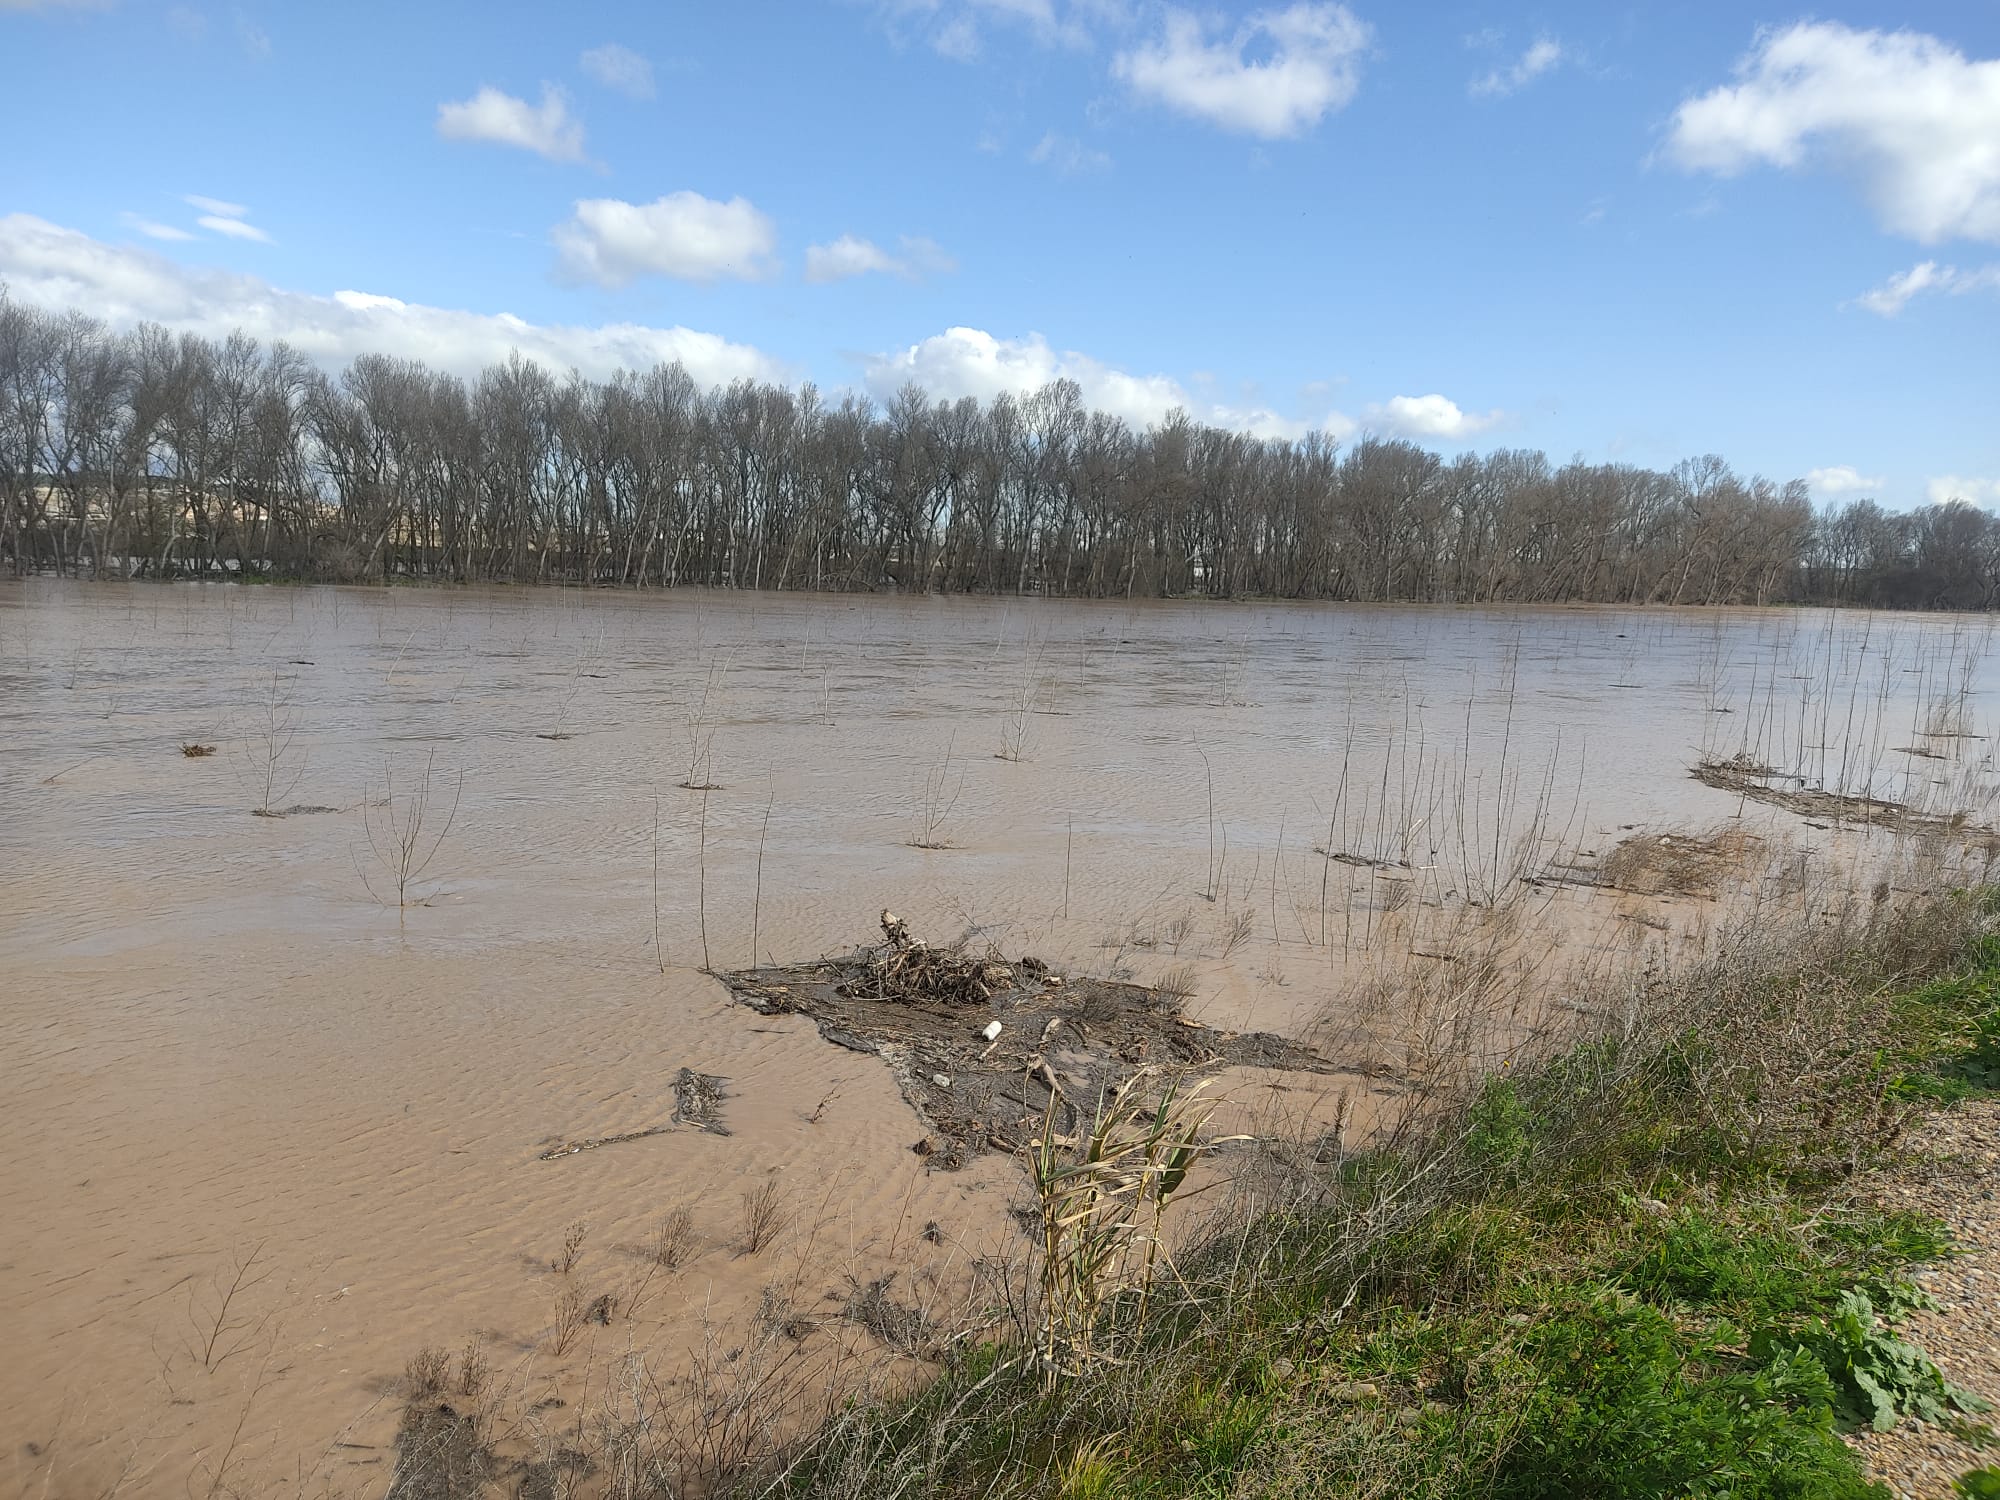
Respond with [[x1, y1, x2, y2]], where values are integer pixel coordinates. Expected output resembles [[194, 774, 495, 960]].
[[4, 582, 1999, 1494]]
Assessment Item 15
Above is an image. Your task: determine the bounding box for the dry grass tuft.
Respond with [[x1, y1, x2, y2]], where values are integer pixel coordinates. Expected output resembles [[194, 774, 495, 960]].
[[1219, 909, 1255, 958], [456, 1337, 490, 1400], [404, 1344, 450, 1401], [841, 1272, 941, 1359], [550, 1285, 590, 1357], [741, 1180, 786, 1256], [1153, 962, 1200, 1014], [551, 1220, 589, 1276], [650, 1206, 696, 1270]]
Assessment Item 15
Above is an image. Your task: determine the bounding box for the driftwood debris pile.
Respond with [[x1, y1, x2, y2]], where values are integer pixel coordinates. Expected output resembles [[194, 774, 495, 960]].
[[723, 911, 1341, 1168]]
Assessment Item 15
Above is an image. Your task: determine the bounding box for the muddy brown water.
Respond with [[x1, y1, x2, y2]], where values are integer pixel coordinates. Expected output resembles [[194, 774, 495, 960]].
[[3, 583, 1997, 1494]]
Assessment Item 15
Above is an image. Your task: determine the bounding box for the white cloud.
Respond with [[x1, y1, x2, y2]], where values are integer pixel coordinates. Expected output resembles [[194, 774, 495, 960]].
[[1113, 3, 1370, 138], [174, 197, 272, 244], [0, 214, 782, 388], [1928, 475, 2000, 507], [197, 214, 271, 243], [1361, 393, 1502, 441], [803, 233, 956, 284], [933, 13, 981, 59], [1853, 260, 2000, 316], [1471, 37, 1563, 98], [970, 0, 1100, 49], [877, 0, 1105, 60], [552, 193, 779, 287], [1805, 465, 1883, 496], [120, 213, 195, 242], [1028, 130, 1112, 174], [436, 85, 589, 164], [806, 235, 899, 283], [867, 328, 1495, 445], [867, 326, 1470, 443], [579, 43, 655, 99], [1666, 22, 2000, 244], [865, 326, 1269, 432]]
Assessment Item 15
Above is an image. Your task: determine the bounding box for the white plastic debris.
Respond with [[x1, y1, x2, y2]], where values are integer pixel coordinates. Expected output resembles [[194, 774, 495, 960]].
[[931, 1073, 952, 1089], [981, 1021, 1003, 1042]]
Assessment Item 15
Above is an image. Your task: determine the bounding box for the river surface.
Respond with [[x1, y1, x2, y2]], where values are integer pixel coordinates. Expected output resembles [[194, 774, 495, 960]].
[[3, 583, 1996, 1494]]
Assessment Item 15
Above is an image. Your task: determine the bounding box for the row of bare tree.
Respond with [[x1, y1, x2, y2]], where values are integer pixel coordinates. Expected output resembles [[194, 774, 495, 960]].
[[2, 295, 1992, 607]]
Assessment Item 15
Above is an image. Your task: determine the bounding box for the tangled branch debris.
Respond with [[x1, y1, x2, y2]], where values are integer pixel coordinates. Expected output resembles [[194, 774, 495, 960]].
[[536, 1068, 729, 1160], [671, 1068, 730, 1134], [1694, 756, 1999, 846], [722, 913, 1352, 1168], [840, 910, 1019, 1008]]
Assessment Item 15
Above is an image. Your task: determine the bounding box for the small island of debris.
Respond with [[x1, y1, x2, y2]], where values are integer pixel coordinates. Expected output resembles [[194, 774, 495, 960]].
[[720, 910, 1340, 1168]]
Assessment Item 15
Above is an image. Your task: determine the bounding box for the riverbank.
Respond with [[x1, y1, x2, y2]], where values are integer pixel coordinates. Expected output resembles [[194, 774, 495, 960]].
[[737, 891, 2000, 1498]]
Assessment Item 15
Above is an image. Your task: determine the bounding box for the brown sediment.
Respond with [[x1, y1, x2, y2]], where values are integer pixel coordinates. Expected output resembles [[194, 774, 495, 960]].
[[1599, 825, 1763, 898], [721, 912, 1349, 1169]]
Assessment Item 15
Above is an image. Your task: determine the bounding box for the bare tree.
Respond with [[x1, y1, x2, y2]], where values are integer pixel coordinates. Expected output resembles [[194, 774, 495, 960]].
[[4, 285, 1982, 609], [356, 750, 464, 907]]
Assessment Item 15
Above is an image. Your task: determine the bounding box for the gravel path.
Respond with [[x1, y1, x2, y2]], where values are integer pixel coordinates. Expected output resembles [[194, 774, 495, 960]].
[[1851, 1099, 2000, 1498]]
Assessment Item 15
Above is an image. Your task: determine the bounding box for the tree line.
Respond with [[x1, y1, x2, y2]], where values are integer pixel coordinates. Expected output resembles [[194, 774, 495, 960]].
[[2, 293, 1992, 608]]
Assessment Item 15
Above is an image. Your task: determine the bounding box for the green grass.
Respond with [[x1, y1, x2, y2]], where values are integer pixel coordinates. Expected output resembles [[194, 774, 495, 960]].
[[771, 902, 2000, 1499], [1892, 936, 2000, 1102]]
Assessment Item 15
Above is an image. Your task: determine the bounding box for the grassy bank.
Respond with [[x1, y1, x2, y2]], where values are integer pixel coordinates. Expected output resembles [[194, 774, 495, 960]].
[[751, 894, 2000, 1500]]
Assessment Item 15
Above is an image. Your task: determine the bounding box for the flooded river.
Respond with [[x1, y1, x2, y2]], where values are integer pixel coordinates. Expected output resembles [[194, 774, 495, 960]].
[[4, 583, 1996, 1494]]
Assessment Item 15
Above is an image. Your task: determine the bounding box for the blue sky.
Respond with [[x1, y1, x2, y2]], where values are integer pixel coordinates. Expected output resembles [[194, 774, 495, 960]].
[[2, 0, 1997, 508]]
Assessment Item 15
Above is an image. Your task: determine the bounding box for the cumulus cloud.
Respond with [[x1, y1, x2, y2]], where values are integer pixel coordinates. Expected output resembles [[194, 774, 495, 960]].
[[803, 233, 956, 284], [1028, 130, 1112, 174], [1666, 22, 2000, 244], [1805, 465, 1883, 496], [864, 326, 1275, 432], [1853, 260, 2000, 316], [1113, 3, 1370, 138], [1471, 37, 1563, 98], [0, 214, 782, 387], [552, 193, 779, 287], [863, 326, 1484, 445], [579, 43, 655, 99], [1361, 393, 1502, 441], [437, 84, 589, 164], [1928, 475, 2000, 507]]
